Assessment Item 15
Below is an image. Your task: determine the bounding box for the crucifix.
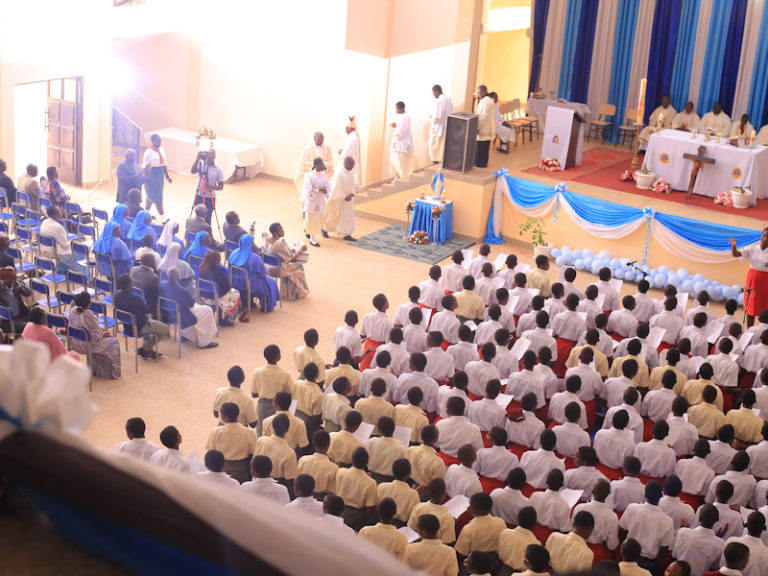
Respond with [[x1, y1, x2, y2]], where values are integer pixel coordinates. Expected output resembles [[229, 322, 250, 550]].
[[682, 145, 716, 199]]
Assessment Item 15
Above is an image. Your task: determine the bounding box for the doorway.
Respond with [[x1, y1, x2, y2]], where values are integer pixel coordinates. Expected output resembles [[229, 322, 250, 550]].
[[14, 76, 83, 187]]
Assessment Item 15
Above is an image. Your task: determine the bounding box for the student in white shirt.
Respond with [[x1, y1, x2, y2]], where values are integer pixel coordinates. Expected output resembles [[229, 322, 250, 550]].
[[694, 479, 744, 541], [746, 422, 768, 479], [492, 287, 516, 335], [506, 392, 546, 449], [490, 467, 529, 525], [565, 446, 609, 501], [549, 375, 588, 429], [393, 286, 426, 328], [445, 443, 483, 498], [446, 324, 479, 372], [393, 353, 439, 412], [545, 282, 566, 320], [614, 323, 660, 370], [607, 295, 640, 339], [573, 479, 619, 552], [595, 267, 620, 312], [474, 427, 519, 481], [705, 451, 757, 508], [529, 468, 572, 532], [553, 403, 591, 459], [509, 273, 535, 317], [679, 312, 710, 358], [725, 512, 768, 576], [468, 379, 507, 431], [429, 295, 460, 345], [475, 263, 499, 307], [632, 279, 656, 324], [577, 284, 603, 330], [520, 429, 565, 489], [437, 369, 470, 419], [468, 243, 491, 279], [465, 343, 502, 397], [492, 328, 519, 379], [442, 250, 466, 293], [286, 474, 324, 517], [359, 350, 398, 400], [562, 266, 585, 300], [521, 311, 557, 362], [650, 296, 685, 346], [240, 455, 290, 505], [565, 346, 603, 401], [435, 396, 484, 457], [195, 449, 240, 487], [659, 474, 695, 534], [707, 338, 739, 389], [117, 417, 161, 462], [634, 420, 677, 478], [667, 396, 699, 457], [402, 307, 428, 354], [672, 503, 725, 576], [609, 456, 645, 512], [496, 254, 518, 289], [707, 425, 738, 475], [475, 304, 503, 345], [602, 387, 644, 445], [675, 439, 716, 497], [602, 359, 639, 409], [418, 265, 444, 311], [370, 328, 410, 376], [423, 330, 455, 383], [149, 425, 190, 474], [333, 310, 363, 364], [552, 292, 587, 343], [515, 295, 546, 337], [685, 291, 718, 327], [507, 351, 545, 409], [642, 369, 678, 423], [321, 494, 355, 534], [618, 481, 675, 571], [740, 329, 768, 375], [594, 409, 636, 470]]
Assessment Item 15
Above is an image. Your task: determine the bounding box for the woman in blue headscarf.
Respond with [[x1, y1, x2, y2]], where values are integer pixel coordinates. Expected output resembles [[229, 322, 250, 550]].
[[93, 221, 133, 278], [110, 204, 132, 239], [125, 209, 157, 247], [184, 230, 211, 261], [228, 234, 279, 312]]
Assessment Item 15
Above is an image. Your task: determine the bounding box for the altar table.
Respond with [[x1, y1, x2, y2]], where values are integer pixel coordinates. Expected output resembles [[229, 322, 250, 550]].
[[409, 198, 454, 244]]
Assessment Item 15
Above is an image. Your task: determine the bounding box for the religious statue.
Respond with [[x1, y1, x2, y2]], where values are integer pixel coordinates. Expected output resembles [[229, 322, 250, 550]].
[[682, 145, 715, 200]]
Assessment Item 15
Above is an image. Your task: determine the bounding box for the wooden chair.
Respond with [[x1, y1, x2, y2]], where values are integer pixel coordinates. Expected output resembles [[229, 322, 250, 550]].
[[617, 108, 641, 148], [587, 104, 616, 144], [508, 98, 539, 144], [497, 101, 520, 148]]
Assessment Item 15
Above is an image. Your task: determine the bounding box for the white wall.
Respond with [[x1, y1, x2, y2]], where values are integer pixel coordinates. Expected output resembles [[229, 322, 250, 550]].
[[14, 82, 48, 178]]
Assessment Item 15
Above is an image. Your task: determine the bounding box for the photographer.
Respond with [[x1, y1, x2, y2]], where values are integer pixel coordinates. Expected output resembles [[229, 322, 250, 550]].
[[191, 149, 224, 225]]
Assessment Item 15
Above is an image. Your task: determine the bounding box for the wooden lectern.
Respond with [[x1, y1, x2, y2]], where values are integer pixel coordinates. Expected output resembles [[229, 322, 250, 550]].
[[563, 112, 586, 170]]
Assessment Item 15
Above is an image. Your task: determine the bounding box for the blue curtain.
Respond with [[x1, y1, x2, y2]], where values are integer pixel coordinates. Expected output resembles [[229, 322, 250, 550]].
[[570, 0, 601, 103], [506, 176, 558, 207], [718, 0, 748, 116], [749, 4, 768, 126], [644, 0, 683, 124], [528, 0, 551, 95], [607, 0, 640, 141], [669, 0, 701, 111], [697, 0, 733, 116], [557, 0, 584, 99], [560, 190, 645, 225], [654, 213, 760, 250]]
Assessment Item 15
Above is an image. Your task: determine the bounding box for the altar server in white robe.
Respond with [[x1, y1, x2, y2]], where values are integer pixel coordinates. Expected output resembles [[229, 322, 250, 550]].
[[429, 85, 453, 163], [294, 132, 333, 199], [638, 95, 676, 151], [491, 92, 515, 153], [672, 101, 700, 131], [699, 102, 732, 136], [730, 113, 755, 139], [758, 124, 768, 146], [323, 156, 357, 241], [339, 117, 361, 185], [390, 101, 413, 181], [302, 158, 330, 247]]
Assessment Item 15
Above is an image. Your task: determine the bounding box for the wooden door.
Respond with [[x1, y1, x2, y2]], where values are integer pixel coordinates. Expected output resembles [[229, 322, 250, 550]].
[[47, 77, 82, 186]]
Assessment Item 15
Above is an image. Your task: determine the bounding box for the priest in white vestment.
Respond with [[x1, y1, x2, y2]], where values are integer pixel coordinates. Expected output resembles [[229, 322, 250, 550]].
[[729, 113, 755, 138], [429, 84, 453, 163], [323, 156, 357, 241], [638, 96, 676, 151], [672, 102, 700, 131], [294, 132, 334, 200], [339, 117, 362, 186], [302, 158, 330, 247], [758, 125, 768, 146], [698, 102, 731, 136], [390, 101, 414, 181], [492, 92, 515, 153]]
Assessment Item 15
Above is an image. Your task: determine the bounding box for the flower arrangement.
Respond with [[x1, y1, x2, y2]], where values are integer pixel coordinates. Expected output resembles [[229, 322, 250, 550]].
[[431, 205, 443, 220], [732, 185, 752, 195], [651, 178, 671, 194], [409, 230, 429, 244], [196, 127, 216, 139], [405, 201, 414, 214], [714, 191, 732, 207], [539, 157, 561, 172]]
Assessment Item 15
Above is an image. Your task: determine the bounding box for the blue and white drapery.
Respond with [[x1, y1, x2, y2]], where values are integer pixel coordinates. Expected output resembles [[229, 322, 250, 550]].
[[486, 174, 761, 264]]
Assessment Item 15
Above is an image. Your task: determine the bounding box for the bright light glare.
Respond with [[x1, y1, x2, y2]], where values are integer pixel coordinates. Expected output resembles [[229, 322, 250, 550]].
[[485, 7, 532, 32], [109, 61, 132, 95]]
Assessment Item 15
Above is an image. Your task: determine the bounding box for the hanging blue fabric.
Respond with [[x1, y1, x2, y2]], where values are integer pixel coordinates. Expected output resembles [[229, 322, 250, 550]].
[[560, 190, 645, 226], [718, 0, 748, 116], [569, 0, 600, 103], [644, 0, 683, 124], [697, 0, 733, 116], [528, 0, 552, 95], [505, 176, 558, 207], [641, 207, 655, 265], [669, 0, 702, 111], [655, 212, 761, 250], [557, 0, 584, 100], [483, 169, 507, 244], [748, 4, 768, 127], [607, 0, 640, 142]]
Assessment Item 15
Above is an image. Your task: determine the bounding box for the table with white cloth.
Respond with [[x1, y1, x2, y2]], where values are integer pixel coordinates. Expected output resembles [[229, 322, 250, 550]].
[[145, 128, 264, 181], [645, 130, 768, 203], [526, 98, 591, 165]]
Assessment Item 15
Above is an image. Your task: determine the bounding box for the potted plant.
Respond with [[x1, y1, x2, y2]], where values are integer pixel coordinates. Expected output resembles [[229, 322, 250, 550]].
[[634, 164, 656, 190], [519, 217, 552, 257], [730, 185, 752, 209]]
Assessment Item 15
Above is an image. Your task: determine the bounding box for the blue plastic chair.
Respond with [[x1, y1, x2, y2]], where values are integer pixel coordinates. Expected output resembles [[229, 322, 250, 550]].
[[225, 240, 238, 259], [0, 304, 15, 337], [46, 313, 69, 346], [56, 290, 77, 317], [39, 197, 52, 211], [159, 296, 183, 358], [262, 253, 283, 308], [30, 278, 59, 312], [17, 190, 31, 207], [92, 208, 108, 235], [0, 188, 13, 223], [35, 256, 66, 295], [197, 277, 220, 334], [94, 277, 115, 306], [115, 308, 159, 373], [72, 242, 96, 279], [89, 300, 115, 332], [185, 230, 196, 247], [188, 254, 203, 277], [67, 326, 93, 390], [7, 246, 35, 275], [96, 252, 115, 280], [14, 227, 38, 262]]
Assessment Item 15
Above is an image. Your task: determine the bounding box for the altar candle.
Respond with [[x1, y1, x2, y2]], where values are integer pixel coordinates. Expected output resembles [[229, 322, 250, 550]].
[[658, 113, 664, 128], [751, 130, 756, 145], [637, 78, 646, 125]]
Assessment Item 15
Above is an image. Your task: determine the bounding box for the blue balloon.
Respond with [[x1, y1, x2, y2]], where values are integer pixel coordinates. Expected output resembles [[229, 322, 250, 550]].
[[738, 293, 745, 306], [658, 265, 669, 275], [722, 287, 733, 300], [598, 250, 610, 261], [635, 272, 645, 283], [693, 282, 705, 294], [583, 249, 594, 258], [707, 286, 718, 300], [584, 256, 593, 269], [693, 273, 705, 282], [668, 273, 680, 286], [573, 250, 582, 260], [610, 258, 620, 269], [677, 268, 688, 278], [561, 246, 571, 254], [575, 258, 585, 270], [642, 265, 651, 274], [551, 248, 561, 258], [653, 273, 666, 287], [614, 269, 626, 280], [591, 261, 602, 274], [555, 255, 566, 267], [681, 279, 694, 293]]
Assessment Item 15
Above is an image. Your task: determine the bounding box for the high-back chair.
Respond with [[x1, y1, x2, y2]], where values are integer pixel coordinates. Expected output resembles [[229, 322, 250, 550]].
[[197, 278, 220, 335], [115, 308, 159, 373], [89, 300, 115, 333], [587, 104, 617, 144], [159, 296, 183, 358], [30, 278, 60, 312]]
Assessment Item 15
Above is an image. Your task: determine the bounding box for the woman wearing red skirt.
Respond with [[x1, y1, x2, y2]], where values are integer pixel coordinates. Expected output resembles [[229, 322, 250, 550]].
[[730, 228, 768, 327]]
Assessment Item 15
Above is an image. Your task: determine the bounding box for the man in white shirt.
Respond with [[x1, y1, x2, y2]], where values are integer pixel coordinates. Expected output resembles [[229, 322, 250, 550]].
[[390, 101, 413, 181], [491, 91, 515, 153], [619, 481, 675, 573], [667, 396, 700, 457], [601, 360, 639, 409], [694, 479, 744, 541], [117, 417, 161, 462], [705, 451, 757, 508], [393, 286, 425, 328], [552, 293, 587, 343], [492, 328, 519, 379], [149, 425, 190, 474], [442, 250, 466, 293], [429, 84, 453, 163], [672, 101, 700, 131], [595, 268, 620, 312], [359, 350, 398, 400], [475, 264, 499, 307], [529, 469, 572, 532], [429, 295, 460, 345], [708, 426, 739, 475], [642, 370, 677, 423], [39, 205, 73, 273], [418, 265, 444, 313], [394, 353, 439, 413], [435, 396, 483, 457], [446, 324, 478, 372], [520, 429, 565, 489], [553, 403, 591, 459], [699, 102, 732, 135], [685, 291, 718, 327], [672, 503, 725, 576], [659, 475, 695, 533], [468, 379, 507, 431], [521, 311, 557, 363], [475, 304, 503, 345], [509, 273, 535, 317], [333, 310, 363, 364], [195, 450, 240, 487], [490, 467, 529, 525], [631, 279, 656, 324], [609, 457, 645, 512], [549, 375, 588, 429], [574, 479, 620, 552], [675, 439, 716, 497], [474, 85, 495, 168], [679, 312, 709, 357], [370, 328, 409, 377], [473, 427, 519, 481], [746, 422, 768, 479], [634, 420, 677, 478], [650, 297, 685, 345], [465, 343, 501, 398], [564, 446, 609, 501], [638, 95, 676, 151], [445, 443, 483, 498], [423, 330, 455, 382], [730, 113, 755, 139], [594, 410, 636, 470], [607, 295, 640, 339], [724, 512, 768, 576], [603, 387, 644, 444], [294, 131, 333, 198], [241, 455, 290, 504], [506, 393, 546, 449], [507, 351, 545, 409], [285, 474, 324, 517]]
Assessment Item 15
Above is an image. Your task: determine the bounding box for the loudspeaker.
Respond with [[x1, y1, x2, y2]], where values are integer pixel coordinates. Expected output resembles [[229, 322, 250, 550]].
[[443, 112, 478, 174]]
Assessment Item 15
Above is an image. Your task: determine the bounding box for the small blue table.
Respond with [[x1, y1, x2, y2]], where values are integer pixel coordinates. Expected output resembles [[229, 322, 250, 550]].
[[409, 198, 453, 244]]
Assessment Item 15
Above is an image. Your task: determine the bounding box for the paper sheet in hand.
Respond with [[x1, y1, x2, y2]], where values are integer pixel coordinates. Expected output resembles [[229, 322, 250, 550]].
[[492, 276, 506, 288], [464, 320, 478, 331], [560, 488, 584, 509], [494, 253, 508, 271], [461, 249, 474, 269], [514, 263, 531, 274], [398, 526, 421, 543], [739, 332, 754, 350], [289, 399, 298, 415], [187, 451, 206, 475], [353, 421, 375, 445], [675, 292, 689, 315], [688, 356, 706, 373], [393, 426, 412, 449], [495, 393, 514, 409], [527, 288, 540, 296], [646, 327, 665, 350], [595, 293, 606, 310], [444, 495, 471, 518], [511, 338, 531, 358], [608, 279, 623, 293], [506, 296, 520, 315], [705, 321, 724, 344]]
